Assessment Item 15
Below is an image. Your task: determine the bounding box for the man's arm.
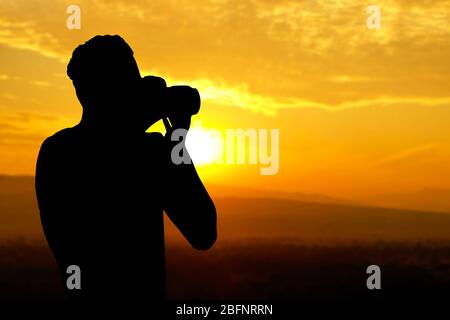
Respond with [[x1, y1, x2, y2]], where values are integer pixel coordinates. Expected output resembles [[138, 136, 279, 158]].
[[161, 117, 217, 250]]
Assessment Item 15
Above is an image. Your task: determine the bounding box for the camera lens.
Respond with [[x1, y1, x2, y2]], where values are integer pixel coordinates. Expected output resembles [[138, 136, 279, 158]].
[[166, 86, 201, 116]]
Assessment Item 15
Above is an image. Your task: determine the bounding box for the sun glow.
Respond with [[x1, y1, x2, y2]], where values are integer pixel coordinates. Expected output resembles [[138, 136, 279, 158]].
[[186, 128, 220, 166]]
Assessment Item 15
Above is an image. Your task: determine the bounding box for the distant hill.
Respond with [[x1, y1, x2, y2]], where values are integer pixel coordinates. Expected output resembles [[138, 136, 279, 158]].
[[0, 175, 44, 240], [2, 175, 450, 244], [364, 188, 450, 214], [206, 184, 354, 205], [203, 197, 450, 243]]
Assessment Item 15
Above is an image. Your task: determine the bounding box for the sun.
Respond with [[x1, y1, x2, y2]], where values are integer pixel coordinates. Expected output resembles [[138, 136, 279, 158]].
[[147, 120, 223, 167], [185, 128, 219, 166]]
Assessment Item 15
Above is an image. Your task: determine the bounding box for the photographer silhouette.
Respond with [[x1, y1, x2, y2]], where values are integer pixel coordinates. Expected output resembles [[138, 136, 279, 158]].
[[35, 35, 217, 303]]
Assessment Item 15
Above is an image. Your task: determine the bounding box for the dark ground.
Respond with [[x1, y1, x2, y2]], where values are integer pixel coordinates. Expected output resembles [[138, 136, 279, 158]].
[[1, 239, 449, 301], [1, 176, 450, 302]]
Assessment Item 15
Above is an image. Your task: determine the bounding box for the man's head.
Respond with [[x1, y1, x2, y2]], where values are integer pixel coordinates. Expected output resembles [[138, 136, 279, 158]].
[[67, 35, 143, 130]]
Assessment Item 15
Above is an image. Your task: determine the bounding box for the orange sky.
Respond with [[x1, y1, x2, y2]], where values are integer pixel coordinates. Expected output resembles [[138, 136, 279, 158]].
[[1, 0, 450, 200]]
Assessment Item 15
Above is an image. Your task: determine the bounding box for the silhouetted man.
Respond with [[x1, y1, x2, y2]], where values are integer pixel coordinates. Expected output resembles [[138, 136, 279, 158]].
[[35, 35, 217, 303]]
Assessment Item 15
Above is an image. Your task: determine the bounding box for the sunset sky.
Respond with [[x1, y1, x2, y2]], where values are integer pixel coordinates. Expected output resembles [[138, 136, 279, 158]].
[[1, 0, 450, 201]]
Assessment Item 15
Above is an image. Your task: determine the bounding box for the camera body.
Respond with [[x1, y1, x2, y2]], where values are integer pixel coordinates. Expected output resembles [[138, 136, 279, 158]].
[[141, 75, 201, 118]]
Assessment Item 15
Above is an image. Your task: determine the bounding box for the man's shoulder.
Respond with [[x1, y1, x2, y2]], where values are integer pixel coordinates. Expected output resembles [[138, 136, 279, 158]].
[[40, 127, 79, 150], [41, 129, 168, 151], [36, 128, 81, 172], [49, 127, 78, 139]]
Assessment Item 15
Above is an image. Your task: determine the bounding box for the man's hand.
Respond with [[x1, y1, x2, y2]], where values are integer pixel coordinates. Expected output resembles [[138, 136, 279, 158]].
[[163, 114, 191, 136]]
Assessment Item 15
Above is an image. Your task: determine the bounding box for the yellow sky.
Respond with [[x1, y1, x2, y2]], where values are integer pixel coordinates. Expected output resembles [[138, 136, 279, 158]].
[[1, 0, 450, 200]]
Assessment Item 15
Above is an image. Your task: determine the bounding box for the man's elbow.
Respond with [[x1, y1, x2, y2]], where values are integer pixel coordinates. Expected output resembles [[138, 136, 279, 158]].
[[191, 230, 217, 251], [188, 200, 217, 250], [191, 234, 217, 251], [191, 209, 217, 250]]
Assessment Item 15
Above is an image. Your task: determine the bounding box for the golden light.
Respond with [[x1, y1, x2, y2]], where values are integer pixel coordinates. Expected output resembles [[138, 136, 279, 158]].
[[186, 128, 220, 166]]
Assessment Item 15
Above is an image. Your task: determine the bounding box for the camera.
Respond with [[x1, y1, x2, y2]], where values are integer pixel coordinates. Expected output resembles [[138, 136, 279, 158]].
[[141, 75, 201, 118]]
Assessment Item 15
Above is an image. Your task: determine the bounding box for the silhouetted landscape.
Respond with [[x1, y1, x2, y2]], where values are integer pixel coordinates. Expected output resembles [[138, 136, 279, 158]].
[[1, 175, 450, 300]]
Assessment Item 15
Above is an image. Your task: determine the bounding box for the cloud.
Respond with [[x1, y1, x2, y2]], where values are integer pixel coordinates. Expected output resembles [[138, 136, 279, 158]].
[[199, 84, 450, 115], [0, 17, 65, 61], [326, 75, 380, 83], [375, 144, 440, 168], [144, 71, 450, 115], [30, 80, 50, 87], [1, 0, 450, 116], [0, 74, 21, 81], [2, 93, 16, 100], [0, 108, 68, 146]]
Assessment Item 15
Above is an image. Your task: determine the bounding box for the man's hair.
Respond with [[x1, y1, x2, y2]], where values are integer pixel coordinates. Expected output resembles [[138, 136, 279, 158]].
[[67, 35, 135, 83]]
